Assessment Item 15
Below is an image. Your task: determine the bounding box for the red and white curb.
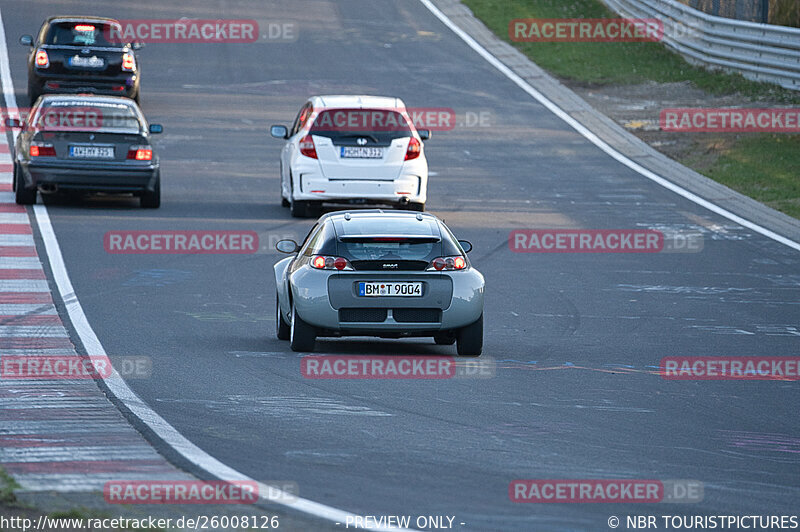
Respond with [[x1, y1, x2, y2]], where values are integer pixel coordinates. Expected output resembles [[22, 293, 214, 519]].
[[0, 131, 193, 491]]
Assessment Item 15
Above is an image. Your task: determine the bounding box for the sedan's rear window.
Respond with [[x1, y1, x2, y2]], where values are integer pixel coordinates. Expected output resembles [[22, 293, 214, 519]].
[[34, 101, 141, 133], [309, 109, 412, 142], [45, 22, 122, 47], [334, 216, 444, 261], [339, 238, 436, 261]]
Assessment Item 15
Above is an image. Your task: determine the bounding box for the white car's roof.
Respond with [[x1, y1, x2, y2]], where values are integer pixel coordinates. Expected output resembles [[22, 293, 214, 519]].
[[311, 95, 406, 110]]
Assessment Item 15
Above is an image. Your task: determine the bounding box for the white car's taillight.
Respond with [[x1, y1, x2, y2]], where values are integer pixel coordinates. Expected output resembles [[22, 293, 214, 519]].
[[35, 49, 49, 68], [311, 255, 353, 271], [426, 256, 466, 271], [299, 134, 318, 159], [404, 136, 421, 161]]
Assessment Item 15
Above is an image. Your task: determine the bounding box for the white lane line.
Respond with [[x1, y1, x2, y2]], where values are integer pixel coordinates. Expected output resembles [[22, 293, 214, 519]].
[[419, 0, 800, 252], [0, 7, 414, 531], [0, 192, 14, 202]]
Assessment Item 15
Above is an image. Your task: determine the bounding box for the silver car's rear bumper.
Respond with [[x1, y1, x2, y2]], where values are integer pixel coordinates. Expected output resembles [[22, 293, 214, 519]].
[[288, 268, 484, 333]]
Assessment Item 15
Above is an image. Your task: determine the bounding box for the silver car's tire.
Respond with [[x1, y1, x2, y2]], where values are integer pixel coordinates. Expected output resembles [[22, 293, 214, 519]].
[[290, 301, 316, 352], [276, 295, 290, 340], [456, 314, 483, 357]]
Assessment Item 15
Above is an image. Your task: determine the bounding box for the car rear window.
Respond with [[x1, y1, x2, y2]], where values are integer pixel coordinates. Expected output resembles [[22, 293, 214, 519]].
[[309, 109, 412, 142], [34, 101, 141, 133], [45, 22, 122, 47], [334, 216, 442, 261]]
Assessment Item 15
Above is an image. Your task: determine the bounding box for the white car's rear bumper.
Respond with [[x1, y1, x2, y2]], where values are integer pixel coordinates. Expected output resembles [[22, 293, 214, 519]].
[[292, 172, 427, 204]]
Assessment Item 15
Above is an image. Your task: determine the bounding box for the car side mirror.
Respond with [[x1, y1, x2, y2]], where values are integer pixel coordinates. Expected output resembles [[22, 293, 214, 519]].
[[458, 240, 473, 253], [131, 42, 144, 50], [270, 125, 289, 139], [418, 129, 431, 141], [149, 124, 163, 134], [4, 118, 21, 128], [19, 35, 33, 46], [276, 239, 299, 253]]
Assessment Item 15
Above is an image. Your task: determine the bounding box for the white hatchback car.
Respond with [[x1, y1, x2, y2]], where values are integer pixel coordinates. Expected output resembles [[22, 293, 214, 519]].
[[270, 95, 430, 217]]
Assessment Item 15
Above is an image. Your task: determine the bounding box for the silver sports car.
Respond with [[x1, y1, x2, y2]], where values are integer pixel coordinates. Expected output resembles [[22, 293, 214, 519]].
[[274, 210, 484, 356]]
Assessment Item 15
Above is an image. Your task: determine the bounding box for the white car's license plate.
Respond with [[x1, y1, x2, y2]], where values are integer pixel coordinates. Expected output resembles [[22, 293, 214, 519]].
[[358, 282, 422, 297], [341, 146, 383, 159], [69, 146, 114, 159], [69, 55, 105, 68]]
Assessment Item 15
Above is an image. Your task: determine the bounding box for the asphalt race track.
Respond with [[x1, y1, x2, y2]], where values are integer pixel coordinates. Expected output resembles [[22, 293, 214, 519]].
[[2, 1, 799, 530]]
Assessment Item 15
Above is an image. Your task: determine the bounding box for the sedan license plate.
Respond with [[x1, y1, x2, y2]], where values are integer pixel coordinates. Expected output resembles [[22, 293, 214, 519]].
[[69, 146, 114, 159], [341, 146, 383, 159], [358, 282, 422, 297], [69, 55, 105, 68]]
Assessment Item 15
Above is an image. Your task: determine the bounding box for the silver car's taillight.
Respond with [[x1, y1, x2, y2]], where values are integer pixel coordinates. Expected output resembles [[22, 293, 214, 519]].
[[311, 255, 354, 271], [426, 255, 466, 271]]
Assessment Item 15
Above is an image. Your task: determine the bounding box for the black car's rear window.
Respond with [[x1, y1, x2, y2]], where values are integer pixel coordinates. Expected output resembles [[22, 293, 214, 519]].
[[309, 109, 412, 142], [45, 22, 122, 47], [334, 216, 444, 261], [34, 101, 141, 133]]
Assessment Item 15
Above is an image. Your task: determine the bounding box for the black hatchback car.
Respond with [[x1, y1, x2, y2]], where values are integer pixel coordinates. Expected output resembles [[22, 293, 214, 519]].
[[21, 16, 141, 103], [6, 95, 162, 207]]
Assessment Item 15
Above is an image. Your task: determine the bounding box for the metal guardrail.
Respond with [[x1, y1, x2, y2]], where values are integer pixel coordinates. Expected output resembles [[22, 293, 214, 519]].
[[601, 0, 800, 90]]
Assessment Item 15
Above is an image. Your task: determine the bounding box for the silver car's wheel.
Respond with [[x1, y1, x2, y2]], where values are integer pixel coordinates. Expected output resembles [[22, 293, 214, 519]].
[[276, 294, 290, 340], [456, 314, 483, 357], [290, 301, 316, 352]]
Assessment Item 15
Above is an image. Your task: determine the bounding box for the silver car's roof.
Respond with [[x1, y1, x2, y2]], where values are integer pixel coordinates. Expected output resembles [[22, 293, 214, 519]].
[[321, 209, 438, 221]]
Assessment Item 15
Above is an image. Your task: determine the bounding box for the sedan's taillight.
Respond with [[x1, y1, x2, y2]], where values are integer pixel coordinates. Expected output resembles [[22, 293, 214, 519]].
[[404, 136, 421, 161], [127, 145, 152, 160], [35, 49, 49, 68], [299, 134, 317, 159], [122, 52, 136, 72], [427, 256, 466, 271], [30, 142, 56, 157], [311, 255, 353, 271]]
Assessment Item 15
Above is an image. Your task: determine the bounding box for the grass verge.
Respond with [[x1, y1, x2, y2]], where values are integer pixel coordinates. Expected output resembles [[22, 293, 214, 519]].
[[461, 0, 800, 219]]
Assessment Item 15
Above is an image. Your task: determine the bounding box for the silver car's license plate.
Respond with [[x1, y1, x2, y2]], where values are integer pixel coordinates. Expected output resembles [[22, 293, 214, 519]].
[[69, 55, 105, 68], [358, 282, 422, 297], [69, 146, 114, 159], [341, 146, 383, 159]]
